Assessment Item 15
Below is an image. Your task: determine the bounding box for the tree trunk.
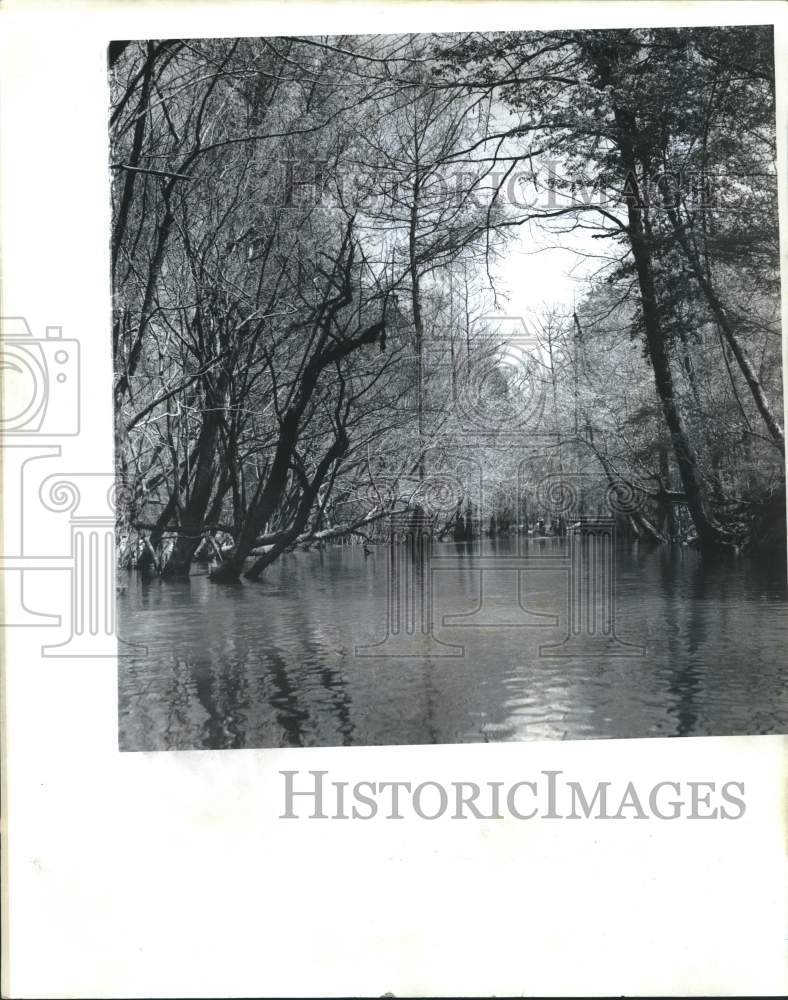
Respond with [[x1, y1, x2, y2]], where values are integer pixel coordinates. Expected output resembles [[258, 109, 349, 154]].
[[664, 199, 784, 450], [211, 410, 300, 582], [657, 446, 677, 542], [409, 177, 426, 482], [611, 109, 730, 551], [161, 409, 224, 578], [243, 432, 348, 580], [211, 317, 385, 583]]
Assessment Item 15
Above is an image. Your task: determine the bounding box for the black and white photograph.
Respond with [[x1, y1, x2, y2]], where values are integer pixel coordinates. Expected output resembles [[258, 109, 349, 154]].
[[111, 25, 787, 751], [2, 4, 788, 996]]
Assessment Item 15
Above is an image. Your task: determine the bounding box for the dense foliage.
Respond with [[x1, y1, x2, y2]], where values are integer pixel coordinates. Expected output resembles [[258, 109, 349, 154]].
[[110, 28, 784, 580]]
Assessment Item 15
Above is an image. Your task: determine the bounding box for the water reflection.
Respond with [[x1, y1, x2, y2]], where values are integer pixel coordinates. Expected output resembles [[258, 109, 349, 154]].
[[118, 538, 788, 750]]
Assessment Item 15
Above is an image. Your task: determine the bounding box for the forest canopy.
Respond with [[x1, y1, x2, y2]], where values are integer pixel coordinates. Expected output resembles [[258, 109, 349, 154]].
[[109, 27, 785, 581]]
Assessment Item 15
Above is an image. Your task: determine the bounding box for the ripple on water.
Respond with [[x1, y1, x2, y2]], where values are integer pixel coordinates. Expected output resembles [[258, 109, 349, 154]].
[[118, 540, 788, 750]]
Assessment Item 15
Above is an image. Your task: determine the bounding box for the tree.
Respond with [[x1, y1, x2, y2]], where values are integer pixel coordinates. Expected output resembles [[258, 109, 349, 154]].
[[433, 26, 783, 550]]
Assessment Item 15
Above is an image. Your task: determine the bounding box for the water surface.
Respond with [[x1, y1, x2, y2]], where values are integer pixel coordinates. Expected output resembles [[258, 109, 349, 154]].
[[118, 538, 788, 749]]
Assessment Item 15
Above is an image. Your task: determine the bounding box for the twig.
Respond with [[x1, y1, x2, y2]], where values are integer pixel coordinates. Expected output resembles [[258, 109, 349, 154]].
[[111, 163, 192, 181]]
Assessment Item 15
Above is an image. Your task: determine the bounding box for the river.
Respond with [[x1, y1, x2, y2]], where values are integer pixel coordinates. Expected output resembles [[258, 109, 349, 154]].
[[118, 537, 788, 750]]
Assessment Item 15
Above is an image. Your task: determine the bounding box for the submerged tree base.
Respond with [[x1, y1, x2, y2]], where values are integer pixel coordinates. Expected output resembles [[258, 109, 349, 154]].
[[209, 561, 244, 584]]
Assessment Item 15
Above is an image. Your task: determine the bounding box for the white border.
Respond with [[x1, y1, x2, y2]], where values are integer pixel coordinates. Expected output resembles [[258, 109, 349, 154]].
[[1, 2, 786, 996]]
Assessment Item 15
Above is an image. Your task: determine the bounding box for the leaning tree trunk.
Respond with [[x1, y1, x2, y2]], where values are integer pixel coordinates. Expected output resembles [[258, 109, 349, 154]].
[[581, 39, 731, 552], [211, 315, 385, 584], [613, 113, 729, 551], [210, 410, 298, 583], [663, 199, 785, 451], [161, 404, 224, 578], [243, 432, 348, 580]]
